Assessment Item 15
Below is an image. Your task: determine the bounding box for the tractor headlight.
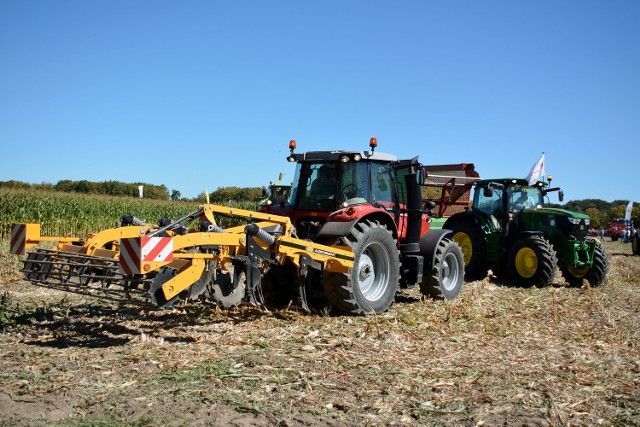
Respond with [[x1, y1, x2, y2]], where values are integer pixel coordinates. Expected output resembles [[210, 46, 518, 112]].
[[568, 218, 581, 225], [584, 219, 590, 226]]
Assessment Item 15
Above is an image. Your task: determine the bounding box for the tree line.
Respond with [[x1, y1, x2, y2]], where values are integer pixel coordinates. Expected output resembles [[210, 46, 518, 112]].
[[0, 180, 266, 204], [1, 179, 636, 228], [0, 180, 170, 200]]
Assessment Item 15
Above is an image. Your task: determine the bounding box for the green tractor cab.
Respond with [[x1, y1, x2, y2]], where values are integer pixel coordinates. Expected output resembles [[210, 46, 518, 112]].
[[444, 177, 609, 288]]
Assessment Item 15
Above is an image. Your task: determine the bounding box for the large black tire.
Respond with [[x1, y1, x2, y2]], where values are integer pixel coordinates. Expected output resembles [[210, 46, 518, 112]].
[[561, 241, 609, 288], [560, 264, 590, 288], [633, 233, 640, 256], [420, 237, 465, 299], [446, 219, 488, 281], [585, 242, 609, 287], [323, 220, 400, 314], [507, 235, 558, 288]]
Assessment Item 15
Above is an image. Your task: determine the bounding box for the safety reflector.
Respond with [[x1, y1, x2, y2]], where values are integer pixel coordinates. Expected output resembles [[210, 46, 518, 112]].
[[120, 237, 173, 275], [10, 224, 26, 255]]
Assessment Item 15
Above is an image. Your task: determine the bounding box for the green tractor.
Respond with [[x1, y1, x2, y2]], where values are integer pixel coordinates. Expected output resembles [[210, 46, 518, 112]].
[[443, 177, 609, 287]]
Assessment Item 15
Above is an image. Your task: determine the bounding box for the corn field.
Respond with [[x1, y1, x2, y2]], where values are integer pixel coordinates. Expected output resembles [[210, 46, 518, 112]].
[[0, 189, 258, 239]]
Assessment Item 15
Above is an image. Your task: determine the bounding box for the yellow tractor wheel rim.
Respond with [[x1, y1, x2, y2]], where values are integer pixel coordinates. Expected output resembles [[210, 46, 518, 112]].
[[567, 265, 589, 278], [453, 232, 472, 267], [515, 247, 538, 278]]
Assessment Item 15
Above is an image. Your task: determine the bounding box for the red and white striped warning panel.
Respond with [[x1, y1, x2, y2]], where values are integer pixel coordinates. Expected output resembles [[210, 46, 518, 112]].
[[120, 237, 174, 275], [10, 224, 26, 255]]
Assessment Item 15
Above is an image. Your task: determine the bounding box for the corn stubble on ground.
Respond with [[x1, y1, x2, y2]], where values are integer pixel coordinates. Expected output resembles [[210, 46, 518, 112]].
[[0, 240, 638, 426]]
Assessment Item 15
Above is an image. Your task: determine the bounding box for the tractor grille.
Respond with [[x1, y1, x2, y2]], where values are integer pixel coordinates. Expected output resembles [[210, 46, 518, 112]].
[[556, 216, 589, 241]]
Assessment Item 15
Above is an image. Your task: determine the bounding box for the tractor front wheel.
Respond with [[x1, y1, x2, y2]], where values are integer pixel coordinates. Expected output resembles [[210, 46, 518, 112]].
[[560, 264, 590, 288], [420, 238, 464, 300], [323, 220, 399, 314], [507, 235, 558, 288], [561, 241, 609, 287], [585, 242, 609, 287]]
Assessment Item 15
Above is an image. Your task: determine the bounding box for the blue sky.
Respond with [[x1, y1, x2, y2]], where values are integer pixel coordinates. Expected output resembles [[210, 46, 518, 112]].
[[1, 1, 638, 203]]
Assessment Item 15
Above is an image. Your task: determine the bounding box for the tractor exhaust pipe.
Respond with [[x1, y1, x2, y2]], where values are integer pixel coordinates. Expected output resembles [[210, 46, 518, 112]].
[[402, 170, 422, 253]]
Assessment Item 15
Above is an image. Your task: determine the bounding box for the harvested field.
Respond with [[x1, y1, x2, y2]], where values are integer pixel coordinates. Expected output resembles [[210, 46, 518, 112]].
[[0, 240, 638, 426]]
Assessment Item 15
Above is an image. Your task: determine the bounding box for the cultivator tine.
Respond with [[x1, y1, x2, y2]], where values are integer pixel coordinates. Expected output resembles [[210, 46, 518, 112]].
[[243, 225, 277, 310], [246, 264, 266, 309], [297, 255, 320, 313]]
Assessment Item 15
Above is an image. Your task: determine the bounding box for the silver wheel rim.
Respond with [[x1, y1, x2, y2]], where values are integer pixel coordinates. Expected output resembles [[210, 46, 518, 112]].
[[357, 241, 390, 301], [441, 252, 460, 291]]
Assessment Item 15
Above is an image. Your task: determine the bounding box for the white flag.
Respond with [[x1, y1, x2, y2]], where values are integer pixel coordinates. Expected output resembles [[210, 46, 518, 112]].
[[625, 201, 633, 222], [525, 153, 545, 185], [138, 185, 144, 198]]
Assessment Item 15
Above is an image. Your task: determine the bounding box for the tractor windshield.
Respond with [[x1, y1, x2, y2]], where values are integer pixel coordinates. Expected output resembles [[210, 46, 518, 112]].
[[474, 183, 544, 215], [507, 185, 544, 210], [289, 161, 375, 210], [475, 185, 504, 216]]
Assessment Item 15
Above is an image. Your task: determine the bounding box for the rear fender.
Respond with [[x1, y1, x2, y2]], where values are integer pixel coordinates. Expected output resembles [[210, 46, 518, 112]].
[[418, 229, 454, 270], [316, 210, 398, 242], [445, 211, 498, 235]]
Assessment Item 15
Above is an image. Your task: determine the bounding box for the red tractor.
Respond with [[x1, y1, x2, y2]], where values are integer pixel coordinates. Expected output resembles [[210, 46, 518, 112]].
[[261, 138, 465, 314], [607, 218, 626, 241]]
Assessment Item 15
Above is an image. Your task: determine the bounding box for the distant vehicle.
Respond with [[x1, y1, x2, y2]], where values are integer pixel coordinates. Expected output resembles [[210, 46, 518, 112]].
[[258, 173, 292, 210], [607, 218, 627, 241]]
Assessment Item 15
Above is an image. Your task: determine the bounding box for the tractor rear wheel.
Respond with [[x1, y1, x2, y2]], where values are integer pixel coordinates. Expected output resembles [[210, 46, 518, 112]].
[[420, 237, 464, 299], [507, 235, 558, 287], [447, 219, 488, 281], [633, 233, 640, 256], [323, 220, 399, 314]]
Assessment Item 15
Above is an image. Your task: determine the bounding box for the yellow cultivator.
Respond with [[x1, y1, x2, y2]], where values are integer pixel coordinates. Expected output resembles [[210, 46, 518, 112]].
[[11, 204, 354, 311]]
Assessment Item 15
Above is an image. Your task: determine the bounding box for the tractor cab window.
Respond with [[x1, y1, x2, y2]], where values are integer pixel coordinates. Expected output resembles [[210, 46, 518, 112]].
[[371, 163, 395, 209], [508, 186, 543, 210], [290, 162, 338, 210], [289, 160, 376, 210], [339, 161, 371, 206], [475, 185, 504, 216]]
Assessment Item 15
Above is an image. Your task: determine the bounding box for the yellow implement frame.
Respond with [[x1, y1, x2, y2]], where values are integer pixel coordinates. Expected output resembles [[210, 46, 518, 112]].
[[123, 204, 354, 308]]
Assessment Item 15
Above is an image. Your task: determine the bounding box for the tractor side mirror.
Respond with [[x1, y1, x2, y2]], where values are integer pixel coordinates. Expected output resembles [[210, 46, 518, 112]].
[[261, 188, 267, 197], [558, 190, 564, 202], [483, 187, 493, 198], [415, 168, 425, 185]]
